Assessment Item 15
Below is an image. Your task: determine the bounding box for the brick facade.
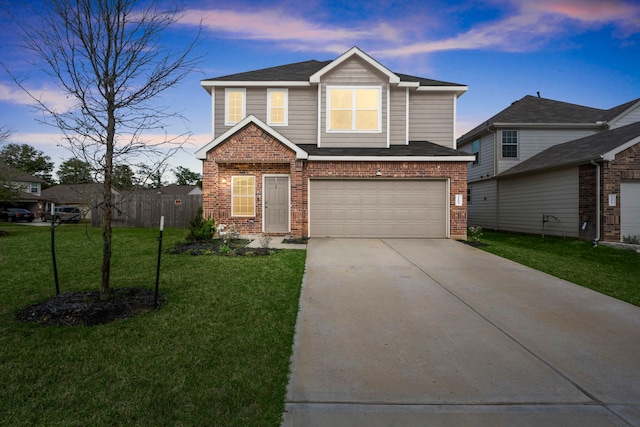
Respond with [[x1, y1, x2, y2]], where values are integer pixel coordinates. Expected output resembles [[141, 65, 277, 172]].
[[601, 143, 640, 242], [202, 123, 468, 239]]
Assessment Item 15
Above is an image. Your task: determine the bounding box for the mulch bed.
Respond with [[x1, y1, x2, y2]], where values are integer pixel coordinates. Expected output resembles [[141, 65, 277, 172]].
[[457, 239, 488, 248], [16, 287, 165, 327], [169, 240, 277, 256]]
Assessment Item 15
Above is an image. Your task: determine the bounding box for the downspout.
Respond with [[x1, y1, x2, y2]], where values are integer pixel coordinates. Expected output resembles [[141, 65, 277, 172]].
[[590, 159, 601, 245], [489, 126, 498, 230]]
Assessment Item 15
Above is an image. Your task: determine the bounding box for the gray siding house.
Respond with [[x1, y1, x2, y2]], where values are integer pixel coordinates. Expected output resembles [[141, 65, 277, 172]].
[[196, 47, 474, 239], [458, 95, 640, 243]]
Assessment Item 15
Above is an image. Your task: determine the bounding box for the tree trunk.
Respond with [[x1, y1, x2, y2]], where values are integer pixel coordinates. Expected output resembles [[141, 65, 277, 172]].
[[101, 111, 116, 301]]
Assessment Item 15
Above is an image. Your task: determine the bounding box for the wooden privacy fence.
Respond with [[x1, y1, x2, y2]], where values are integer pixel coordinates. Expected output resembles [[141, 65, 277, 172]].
[[91, 193, 202, 228]]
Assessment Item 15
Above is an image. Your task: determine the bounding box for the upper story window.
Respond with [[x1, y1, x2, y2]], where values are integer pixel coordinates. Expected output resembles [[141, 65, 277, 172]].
[[327, 86, 381, 133], [225, 88, 246, 125], [30, 183, 39, 194], [231, 175, 255, 217], [267, 89, 288, 126], [501, 130, 518, 158], [471, 140, 480, 165]]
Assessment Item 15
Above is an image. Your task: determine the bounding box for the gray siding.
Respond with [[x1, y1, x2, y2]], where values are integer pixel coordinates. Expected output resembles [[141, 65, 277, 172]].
[[319, 56, 388, 148], [389, 87, 408, 145], [497, 128, 599, 174], [497, 167, 579, 237], [214, 87, 318, 145], [611, 104, 640, 129], [466, 133, 495, 182], [409, 92, 454, 148], [468, 180, 497, 229]]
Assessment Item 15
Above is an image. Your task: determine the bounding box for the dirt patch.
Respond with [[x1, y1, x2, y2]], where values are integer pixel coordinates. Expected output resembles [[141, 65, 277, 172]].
[[0, 229, 9, 237], [457, 239, 488, 248], [282, 236, 308, 244], [16, 287, 165, 327], [169, 239, 277, 256]]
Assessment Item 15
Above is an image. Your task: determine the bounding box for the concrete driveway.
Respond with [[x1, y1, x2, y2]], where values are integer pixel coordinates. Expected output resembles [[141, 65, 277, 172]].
[[282, 239, 640, 426]]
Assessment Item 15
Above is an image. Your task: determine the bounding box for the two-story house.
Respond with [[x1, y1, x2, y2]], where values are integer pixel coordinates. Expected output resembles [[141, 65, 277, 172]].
[[195, 47, 474, 239], [457, 95, 640, 243], [0, 161, 45, 214]]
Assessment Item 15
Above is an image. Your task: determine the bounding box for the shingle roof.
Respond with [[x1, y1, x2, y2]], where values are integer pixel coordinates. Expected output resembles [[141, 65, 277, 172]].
[[459, 95, 640, 144], [41, 183, 111, 203], [203, 60, 332, 82], [203, 60, 464, 87], [297, 141, 472, 158], [498, 121, 640, 177], [0, 161, 45, 183]]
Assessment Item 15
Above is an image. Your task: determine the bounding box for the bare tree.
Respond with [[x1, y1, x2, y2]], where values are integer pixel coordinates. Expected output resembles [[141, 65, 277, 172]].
[[9, 0, 201, 300]]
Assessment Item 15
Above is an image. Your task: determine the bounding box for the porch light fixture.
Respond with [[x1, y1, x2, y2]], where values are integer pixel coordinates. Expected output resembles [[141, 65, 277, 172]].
[[221, 178, 227, 184], [376, 169, 382, 176]]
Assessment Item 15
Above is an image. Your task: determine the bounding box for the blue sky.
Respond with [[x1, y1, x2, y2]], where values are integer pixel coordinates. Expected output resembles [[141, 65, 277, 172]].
[[1, 0, 639, 180]]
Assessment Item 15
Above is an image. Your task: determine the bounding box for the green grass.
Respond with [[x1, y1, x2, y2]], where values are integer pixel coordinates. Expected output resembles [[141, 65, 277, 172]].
[[0, 223, 306, 426], [476, 230, 640, 307]]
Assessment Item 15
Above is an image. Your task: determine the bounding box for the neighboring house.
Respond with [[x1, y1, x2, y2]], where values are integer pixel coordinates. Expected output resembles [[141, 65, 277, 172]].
[[457, 95, 640, 243], [195, 47, 473, 238], [0, 161, 45, 214], [41, 183, 121, 221]]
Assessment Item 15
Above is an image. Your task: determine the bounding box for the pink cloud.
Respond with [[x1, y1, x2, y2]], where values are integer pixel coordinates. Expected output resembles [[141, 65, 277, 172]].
[[524, 0, 638, 23]]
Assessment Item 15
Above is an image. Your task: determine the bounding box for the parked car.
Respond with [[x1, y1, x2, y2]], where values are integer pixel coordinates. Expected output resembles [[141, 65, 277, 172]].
[[42, 206, 81, 223], [0, 208, 35, 222]]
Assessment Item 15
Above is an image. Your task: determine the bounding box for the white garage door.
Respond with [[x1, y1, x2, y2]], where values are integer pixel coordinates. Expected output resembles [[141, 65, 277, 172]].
[[621, 181, 640, 240], [309, 179, 447, 238]]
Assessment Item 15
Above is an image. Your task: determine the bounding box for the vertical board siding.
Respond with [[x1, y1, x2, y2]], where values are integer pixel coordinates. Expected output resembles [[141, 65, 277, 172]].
[[91, 194, 202, 228], [498, 167, 579, 237], [409, 92, 454, 148]]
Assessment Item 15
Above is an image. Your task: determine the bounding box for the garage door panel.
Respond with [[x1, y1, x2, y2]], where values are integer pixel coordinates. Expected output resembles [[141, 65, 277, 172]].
[[310, 179, 447, 238], [621, 182, 640, 239]]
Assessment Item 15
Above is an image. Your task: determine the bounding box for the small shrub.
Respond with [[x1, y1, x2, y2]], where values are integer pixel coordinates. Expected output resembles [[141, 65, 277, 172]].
[[258, 234, 272, 248], [468, 226, 483, 243], [218, 224, 241, 244], [186, 207, 216, 242]]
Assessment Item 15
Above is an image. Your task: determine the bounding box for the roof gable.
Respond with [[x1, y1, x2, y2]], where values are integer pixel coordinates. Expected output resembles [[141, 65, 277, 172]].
[[309, 46, 399, 84], [194, 115, 308, 160], [0, 161, 45, 183], [498, 121, 640, 177]]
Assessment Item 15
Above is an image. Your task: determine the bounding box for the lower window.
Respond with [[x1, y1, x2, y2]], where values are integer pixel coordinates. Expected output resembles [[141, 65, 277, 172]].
[[231, 176, 255, 216]]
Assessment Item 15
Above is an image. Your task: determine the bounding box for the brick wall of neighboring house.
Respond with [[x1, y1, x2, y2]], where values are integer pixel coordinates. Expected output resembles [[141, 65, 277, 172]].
[[578, 164, 597, 241], [601, 143, 640, 242], [201, 123, 469, 239]]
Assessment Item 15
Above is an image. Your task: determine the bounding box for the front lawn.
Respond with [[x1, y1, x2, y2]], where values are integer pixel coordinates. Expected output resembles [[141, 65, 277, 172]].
[[0, 224, 306, 426], [475, 230, 640, 307]]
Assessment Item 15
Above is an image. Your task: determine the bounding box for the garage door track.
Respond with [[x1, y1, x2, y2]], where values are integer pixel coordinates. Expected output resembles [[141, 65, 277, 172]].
[[282, 238, 640, 426]]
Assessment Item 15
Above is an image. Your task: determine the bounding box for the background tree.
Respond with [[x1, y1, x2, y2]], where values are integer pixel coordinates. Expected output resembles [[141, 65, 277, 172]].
[[0, 143, 55, 188], [136, 163, 168, 189], [112, 164, 135, 191], [10, 0, 200, 300], [57, 158, 94, 184], [0, 126, 21, 206], [173, 166, 201, 186]]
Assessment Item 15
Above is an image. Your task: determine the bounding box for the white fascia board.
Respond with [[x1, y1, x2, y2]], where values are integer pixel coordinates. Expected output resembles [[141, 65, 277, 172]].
[[200, 81, 311, 88], [417, 85, 468, 97], [307, 155, 476, 162], [601, 135, 640, 161], [310, 47, 400, 84], [194, 114, 308, 160], [398, 82, 420, 88]]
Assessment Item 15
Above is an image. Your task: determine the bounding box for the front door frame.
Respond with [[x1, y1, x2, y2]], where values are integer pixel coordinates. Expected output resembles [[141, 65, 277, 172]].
[[263, 174, 290, 233]]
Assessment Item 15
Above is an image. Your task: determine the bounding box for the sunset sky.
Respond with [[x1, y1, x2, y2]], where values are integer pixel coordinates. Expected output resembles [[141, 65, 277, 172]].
[[1, 0, 639, 179]]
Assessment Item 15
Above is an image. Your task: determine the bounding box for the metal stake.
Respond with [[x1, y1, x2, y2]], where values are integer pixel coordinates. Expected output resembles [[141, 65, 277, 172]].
[[154, 216, 164, 308]]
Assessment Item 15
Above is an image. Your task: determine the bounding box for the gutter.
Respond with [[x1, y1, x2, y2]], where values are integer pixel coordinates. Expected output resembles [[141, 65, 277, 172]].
[[590, 159, 601, 245]]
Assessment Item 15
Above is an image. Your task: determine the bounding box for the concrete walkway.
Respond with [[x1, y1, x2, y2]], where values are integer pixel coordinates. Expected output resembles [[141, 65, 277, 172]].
[[282, 238, 640, 426]]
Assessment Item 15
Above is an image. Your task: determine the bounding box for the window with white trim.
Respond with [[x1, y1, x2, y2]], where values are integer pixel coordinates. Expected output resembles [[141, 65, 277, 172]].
[[267, 89, 288, 126], [327, 86, 381, 132], [225, 88, 246, 125], [231, 175, 255, 217], [30, 182, 39, 194], [501, 130, 518, 158]]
